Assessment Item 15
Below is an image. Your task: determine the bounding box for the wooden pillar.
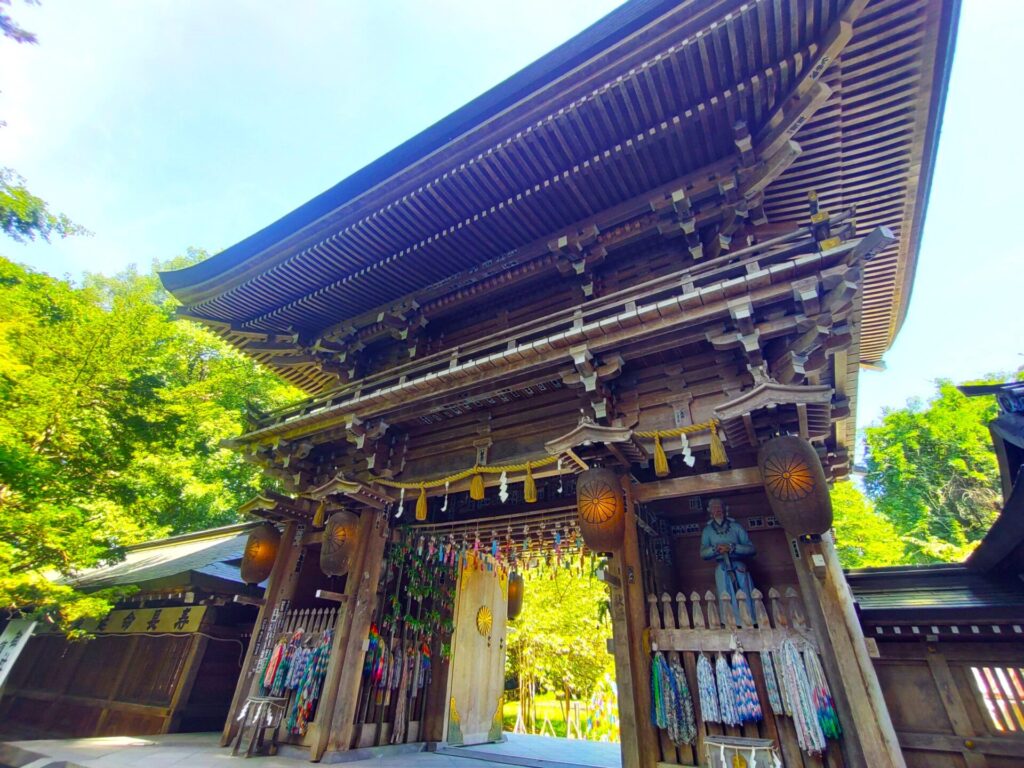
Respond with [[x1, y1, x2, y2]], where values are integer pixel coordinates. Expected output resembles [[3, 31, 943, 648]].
[[323, 509, 389, 757], [792, 531, 906, 768], [220, 521, 302, 746], [609, 475, 659, 768]]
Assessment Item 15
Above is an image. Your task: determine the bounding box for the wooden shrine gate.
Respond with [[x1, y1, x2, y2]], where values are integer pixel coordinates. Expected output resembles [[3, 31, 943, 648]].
[[444, 557, 509, 746]]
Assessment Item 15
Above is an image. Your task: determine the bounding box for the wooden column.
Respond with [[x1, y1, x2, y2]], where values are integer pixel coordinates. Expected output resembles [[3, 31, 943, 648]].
[[323, 509, 389, 757], [609, 475, 659, 768], [220, 521, 302, 746], [924, 646, 989, 768], [793, 532, 906, 768]]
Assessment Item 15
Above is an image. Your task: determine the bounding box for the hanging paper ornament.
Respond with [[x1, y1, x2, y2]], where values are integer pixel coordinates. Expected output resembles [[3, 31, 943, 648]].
[[523, 463, 537, 503], [696, 652, 720, 723], [716, 653, 740, 726], [498, 471, 509, 503], [780, 640, 826, 755], [320, 510, 359, 577], [441, 480, 450, 512], [395, 487, 406, 518], [730, 650, 763, 723], [761, 650, 784, 716], [680, 432, 696, 467], [240, 522, 281, 584], [804, 648, 841, 739], [576, 467, 626, 552], [671, 656, 697, 745], [557, 457, 564, 494]]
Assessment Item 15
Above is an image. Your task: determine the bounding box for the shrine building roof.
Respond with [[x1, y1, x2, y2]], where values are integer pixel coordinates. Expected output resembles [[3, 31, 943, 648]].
[[160, 0, 960, 396]]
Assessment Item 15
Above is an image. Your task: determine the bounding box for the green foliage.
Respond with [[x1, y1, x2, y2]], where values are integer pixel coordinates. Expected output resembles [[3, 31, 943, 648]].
[[506, 566, 614, 726], [862, 378, 1007, 563], [0, 169, 88, 243], [829, 481, 907, 568], [0, 254, 297, 628]]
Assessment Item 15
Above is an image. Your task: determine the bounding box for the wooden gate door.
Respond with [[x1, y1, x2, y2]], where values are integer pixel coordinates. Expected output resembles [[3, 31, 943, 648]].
[[445, 557, 508, 746]]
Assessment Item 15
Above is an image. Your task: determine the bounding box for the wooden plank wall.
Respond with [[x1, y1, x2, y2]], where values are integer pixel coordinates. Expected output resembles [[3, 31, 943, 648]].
[[1, 632, 196, 738], [873, 640, 1024, 768]]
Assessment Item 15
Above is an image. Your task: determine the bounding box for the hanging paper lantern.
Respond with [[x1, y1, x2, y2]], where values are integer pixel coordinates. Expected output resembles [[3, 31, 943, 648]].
[[507, 571, 524, 620], [320, 510, 360, 577], [575, 467, 625, 552], [240, 522, 281, 584], [758, 436, 832, 535]]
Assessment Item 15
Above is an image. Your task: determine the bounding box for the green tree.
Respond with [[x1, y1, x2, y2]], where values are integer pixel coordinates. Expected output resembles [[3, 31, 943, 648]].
[[0, 254, 297, 630], [829, 481, 906, 567], [862, 378, 1006, 563], [0, 169, 88, 242], [506, 565, 613, 729]]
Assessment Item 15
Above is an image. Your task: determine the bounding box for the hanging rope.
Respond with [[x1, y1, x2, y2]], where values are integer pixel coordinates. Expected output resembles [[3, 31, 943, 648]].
[[696, 652, 720, 723], [375, 456, 563, 512], [634, 419, 728, 467]]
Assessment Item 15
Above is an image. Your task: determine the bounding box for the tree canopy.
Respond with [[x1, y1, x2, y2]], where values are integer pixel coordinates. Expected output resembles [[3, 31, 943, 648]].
[[829, 481, 907, 568], [506, 566, 614, 727], [0, 254, 297, 630], [861, 378, 1007, 563]]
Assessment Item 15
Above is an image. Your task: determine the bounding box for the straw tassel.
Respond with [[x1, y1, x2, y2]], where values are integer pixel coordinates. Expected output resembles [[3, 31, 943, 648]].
[[470, 471, 486, 501], [710, 423, 728, 467], [523, 463, 537, 503], [653, 435, 670, 477], [312, 499, 326, 528], [415, 484, 428, 521]]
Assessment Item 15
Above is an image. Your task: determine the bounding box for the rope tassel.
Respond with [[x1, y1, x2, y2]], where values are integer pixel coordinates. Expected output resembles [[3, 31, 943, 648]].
[[312, 499, 326, 528], [523, 463, 537, 503], [470, 471, 485, 501], [710, 423, 728, 467], [653, 435, 669, 477], [415, 484, 428, 521]]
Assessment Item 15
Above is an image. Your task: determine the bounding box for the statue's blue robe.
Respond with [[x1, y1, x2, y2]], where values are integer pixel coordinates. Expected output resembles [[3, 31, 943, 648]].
[[699, 517, 756, 623]]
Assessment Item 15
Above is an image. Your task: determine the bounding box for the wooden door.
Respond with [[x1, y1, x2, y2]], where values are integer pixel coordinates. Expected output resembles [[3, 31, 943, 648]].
[[445, 557, 508, 746]]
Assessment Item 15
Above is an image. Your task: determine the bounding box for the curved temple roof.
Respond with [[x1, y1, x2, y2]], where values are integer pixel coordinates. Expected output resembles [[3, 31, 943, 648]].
[[161, 0, 959, 394]]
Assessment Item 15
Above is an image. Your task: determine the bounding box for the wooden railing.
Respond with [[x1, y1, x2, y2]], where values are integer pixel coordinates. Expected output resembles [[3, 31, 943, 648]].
[[648, 587, 817, 655]]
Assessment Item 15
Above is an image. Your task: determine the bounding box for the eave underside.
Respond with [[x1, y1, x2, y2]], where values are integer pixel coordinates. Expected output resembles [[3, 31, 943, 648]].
[[162, 0, 957, 398]]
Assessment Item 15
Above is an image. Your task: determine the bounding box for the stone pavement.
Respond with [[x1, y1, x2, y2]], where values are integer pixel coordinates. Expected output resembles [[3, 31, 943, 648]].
[[0, 732, 622, 768]]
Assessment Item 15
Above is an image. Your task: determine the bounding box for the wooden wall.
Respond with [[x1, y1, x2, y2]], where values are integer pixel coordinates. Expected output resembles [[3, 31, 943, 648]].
[[0, 604, 254, 740], [873, 640, 1024, 768]]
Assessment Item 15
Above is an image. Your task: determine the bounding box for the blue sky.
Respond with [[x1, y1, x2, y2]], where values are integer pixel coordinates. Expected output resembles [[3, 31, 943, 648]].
[[1, 1, 1020, 436]]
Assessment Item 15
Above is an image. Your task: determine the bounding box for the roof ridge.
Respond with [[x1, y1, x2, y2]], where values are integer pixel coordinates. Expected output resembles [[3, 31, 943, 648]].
[[123, 522, 258, 553]]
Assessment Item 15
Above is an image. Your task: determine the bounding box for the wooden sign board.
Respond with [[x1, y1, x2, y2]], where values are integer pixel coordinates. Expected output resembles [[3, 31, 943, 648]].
[[0, 619, 36, 691], [81, 606, 207, 634]]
